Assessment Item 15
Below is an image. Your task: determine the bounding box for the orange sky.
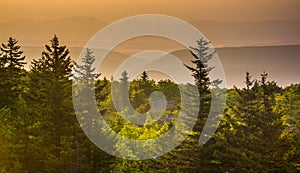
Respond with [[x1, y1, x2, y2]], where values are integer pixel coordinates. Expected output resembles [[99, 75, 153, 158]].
[[1, 0, 300, 88], [1, 0, 300, 22]]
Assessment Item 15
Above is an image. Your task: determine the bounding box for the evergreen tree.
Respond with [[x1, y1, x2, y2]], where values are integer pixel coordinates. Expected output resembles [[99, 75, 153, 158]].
[[257, 72, 285, 171], [183, 38, 222, 134], [184, 38, 221, 98], [0, 107, 25, 172], [0, 38, 30, 172], [212, 72, 286, 172], [141, 70, 149, 81], [118, 70, 130, 111], [173, 38, 222, 171], [74, 48, 99, 83], [73, 48, 108, 113], [73, 48, 113, 172], [0, 37, 26, 68], [279, 84, 300, 126], [130, 71, 156, 113], [0, 37, 26, 109], [276, 84, 300, 171], [1, 35, 299, 172], [26, 35, 75, 172], [120, 70, 129, 84], [219, 72, 262, 172], [0, 97, 31, 172]]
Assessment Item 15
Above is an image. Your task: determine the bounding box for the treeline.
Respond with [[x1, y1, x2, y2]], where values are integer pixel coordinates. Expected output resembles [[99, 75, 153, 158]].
[[0, 36, 299, 172]]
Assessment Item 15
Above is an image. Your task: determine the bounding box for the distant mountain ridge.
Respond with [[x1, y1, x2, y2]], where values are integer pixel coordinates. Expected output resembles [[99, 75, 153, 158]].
[[189, 20, 300, 47], [0, 17, 108, 47], [1, 17, 300, 48], [20, 44, 300, 88]]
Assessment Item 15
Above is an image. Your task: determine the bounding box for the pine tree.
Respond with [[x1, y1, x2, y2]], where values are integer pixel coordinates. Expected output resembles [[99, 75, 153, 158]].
[[184, 38, 221, 98], [141, 70, 149, 81], [0, 37, 27, 109], [211, 72, 286, 172], [73, 48, 113, 172], [219, 72, 261, 172], [183, 38, 222, 135], [74, 48, 99, 83], [26, 35, 75, 172], [0, 97, 32, 172], [174, 38, 222, 171], [120, 70, 129, 84], [0, 37, 26, 68], [0, 107, 24, 172], [257, 72, 285, 171], [276, 84, 300, 171], [119, 71, 130, 109], [130, 71, 156, 113], [73, 48, 108, 113]]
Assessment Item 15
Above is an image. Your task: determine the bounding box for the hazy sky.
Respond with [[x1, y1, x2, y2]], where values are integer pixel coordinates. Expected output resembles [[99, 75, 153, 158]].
[[1, 0, 300, 88], [1, 0, 300, 22]]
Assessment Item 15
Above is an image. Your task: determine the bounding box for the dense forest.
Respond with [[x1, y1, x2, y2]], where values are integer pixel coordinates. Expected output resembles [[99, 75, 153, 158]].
[[0, 35, 299, 173]]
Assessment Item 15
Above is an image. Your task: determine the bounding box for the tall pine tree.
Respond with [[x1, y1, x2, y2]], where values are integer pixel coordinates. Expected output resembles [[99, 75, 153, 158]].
[[148, 38, 223, 172], [73, 48, 113, 172], [26, 35, 75, 172]]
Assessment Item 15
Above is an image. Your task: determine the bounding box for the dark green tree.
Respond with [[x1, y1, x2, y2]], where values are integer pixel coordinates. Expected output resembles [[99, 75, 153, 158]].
[[173, 38, 222, 172], [0, 37, 27, 109], [26, 35, 76, 172], [0, 37, 26, 68], [184, 38, 221, 98], [0, 37, 30, 172], [212, 72, 287, 172], [141, 70, 149, 81], [276, 84, 300, 171], [0, 107, 26, 172], [130, 71, 156, 113], [184, 38, 222, 134], [216, 72, 261, 172], [257, 72, 285, 171], [73, 48, 113, 172]]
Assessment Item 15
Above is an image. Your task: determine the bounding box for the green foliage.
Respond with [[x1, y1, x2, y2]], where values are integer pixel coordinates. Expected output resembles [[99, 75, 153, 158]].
[[211, 72, 297, 172], [129, 71, 156, 113], [0, 36, 299, 172], [0, 37, 27, 109]]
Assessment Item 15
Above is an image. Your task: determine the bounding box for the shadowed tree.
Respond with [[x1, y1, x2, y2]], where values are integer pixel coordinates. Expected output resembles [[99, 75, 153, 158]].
[[0, 37, 26, 109], [130, 71, 156, 114], [171, 38, 223, 171], [27, 35, 75, 172], [73, 47, 113, 172], [0, 37, 26, 68], [184, 38, 222, 134], [211, 72, 286, 172], [184, 38, 221, 98]]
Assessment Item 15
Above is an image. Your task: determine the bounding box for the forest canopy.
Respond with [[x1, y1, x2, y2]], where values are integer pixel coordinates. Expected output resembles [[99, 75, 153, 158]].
[[0, 36, 299, 172]]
